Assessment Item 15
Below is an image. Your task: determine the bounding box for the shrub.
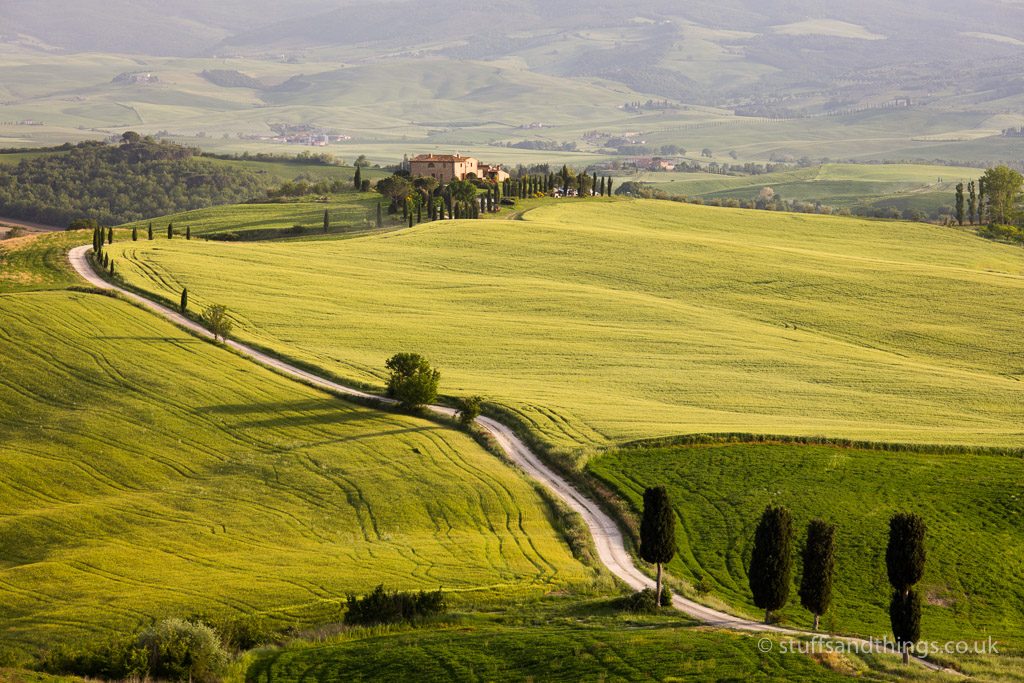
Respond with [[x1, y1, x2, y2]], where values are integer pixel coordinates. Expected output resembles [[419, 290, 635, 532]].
[[344, 585, 446, 626], [620, 586, 673, 613], [136, 618, 229, 683], [457, 395, 483, 426]]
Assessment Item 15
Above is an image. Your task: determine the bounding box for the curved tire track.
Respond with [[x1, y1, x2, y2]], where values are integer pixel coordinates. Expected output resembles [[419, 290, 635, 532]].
[[67, 245, 948, 672]]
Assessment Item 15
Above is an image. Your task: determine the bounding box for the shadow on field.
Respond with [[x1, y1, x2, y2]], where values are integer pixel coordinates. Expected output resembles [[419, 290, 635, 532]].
[[198, 399, 444, 440]]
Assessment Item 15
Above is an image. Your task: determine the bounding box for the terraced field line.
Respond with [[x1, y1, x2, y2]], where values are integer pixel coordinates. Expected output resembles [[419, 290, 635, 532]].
[[66, 244, 946, 672]]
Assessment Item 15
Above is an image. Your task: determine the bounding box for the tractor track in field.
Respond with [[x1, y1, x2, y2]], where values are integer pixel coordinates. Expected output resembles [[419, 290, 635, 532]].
[[66, 243, 949, 674]]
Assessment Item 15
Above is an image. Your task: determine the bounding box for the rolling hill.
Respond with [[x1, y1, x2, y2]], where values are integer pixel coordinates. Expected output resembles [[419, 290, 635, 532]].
[[0, 232, 594, 660], [107, 199, 1024, 453]]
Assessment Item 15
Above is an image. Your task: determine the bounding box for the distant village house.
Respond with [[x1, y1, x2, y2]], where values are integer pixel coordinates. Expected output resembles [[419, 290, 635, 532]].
[[408, 154, 510, 183]]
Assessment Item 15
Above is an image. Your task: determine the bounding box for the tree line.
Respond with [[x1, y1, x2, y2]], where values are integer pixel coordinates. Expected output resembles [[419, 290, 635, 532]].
[[0, 134, 268, 227], [638, 488, 928, 664], [954, 165, 1023, 243]]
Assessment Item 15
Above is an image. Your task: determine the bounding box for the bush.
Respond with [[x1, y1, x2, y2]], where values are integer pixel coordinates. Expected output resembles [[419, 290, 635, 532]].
[[344, 585, 446, 626], [620, 587, 672, 613], [136, 618, 229, 683], [457, 395, 483, 426]]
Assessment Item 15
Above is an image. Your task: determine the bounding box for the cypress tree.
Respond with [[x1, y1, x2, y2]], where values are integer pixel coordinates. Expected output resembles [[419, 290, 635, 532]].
[[417, 203, 422, 224], [608, 179, 615, 196], [109, 259, 114, 276], [408, 210, 413, 227], [323, 209, 330, 233], [376, 203, 383, 228], [180, 287, 188, 314], [148, 222, 153, 240], [167, 223, 173, 239], [132, 225, 138, 241], [890, 589, 922, 665], [186, 225, 191, 240], [799, 520, 836, 631], [354, 165, 362, 190], [977, 178, 986, 224], [749, 505, 794, 624], [954, 182, 965, 226], [967, 181, 977, 226], [886, 513, 926, 596], [103, 252, 109, 268], [592, 172, 598, 196], [639, 486, 677, 607], [107, 227, 113, 244], [886, 512, 926, 664]]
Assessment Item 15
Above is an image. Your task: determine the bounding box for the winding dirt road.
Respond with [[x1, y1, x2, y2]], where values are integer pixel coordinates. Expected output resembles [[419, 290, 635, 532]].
[[67, 244, 945, 671]]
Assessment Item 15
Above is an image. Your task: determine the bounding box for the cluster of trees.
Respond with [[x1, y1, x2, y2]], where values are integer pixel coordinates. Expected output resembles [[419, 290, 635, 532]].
[[623, 99, 680, 112], [267, 178, 354, 199], [502, 140, 578, 152], [372, 167, 615, 230], [0, 134, 268, 226], [954, 166, 1023, 228]]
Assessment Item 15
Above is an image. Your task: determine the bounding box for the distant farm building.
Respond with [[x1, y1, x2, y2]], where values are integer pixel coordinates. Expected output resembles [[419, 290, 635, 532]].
[[409, 154, 510, 183]]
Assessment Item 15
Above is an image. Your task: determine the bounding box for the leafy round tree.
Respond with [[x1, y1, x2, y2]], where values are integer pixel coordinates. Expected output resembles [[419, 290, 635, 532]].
[[749, 505, 794, 624], [201, 304, 233, 343], [639, 485, 677, 607], [889, 588, 922, 664], [385, 353, 440, 410], [799, 519, 835, 630]]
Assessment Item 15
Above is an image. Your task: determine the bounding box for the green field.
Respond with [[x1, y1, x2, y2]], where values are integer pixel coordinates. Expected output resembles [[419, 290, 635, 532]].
[[0, 233, 595, 661], [109, 199, 1024, 454], [590, 441, 1024, 651], [120, 192, 392, 240], [243, 602, 891, 683], [614, 163, 983, 215]]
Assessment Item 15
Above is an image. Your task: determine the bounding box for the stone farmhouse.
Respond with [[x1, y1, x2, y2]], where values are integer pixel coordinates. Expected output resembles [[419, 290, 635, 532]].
[[408, 154, 510, 183]]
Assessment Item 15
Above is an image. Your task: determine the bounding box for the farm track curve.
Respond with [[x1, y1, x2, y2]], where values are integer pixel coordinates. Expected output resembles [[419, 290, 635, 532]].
[[66, 243, 947, 673]]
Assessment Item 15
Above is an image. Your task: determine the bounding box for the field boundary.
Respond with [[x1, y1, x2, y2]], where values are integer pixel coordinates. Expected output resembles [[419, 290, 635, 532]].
[[66, 243, 952, 673], [620, 432, 1024, 457]]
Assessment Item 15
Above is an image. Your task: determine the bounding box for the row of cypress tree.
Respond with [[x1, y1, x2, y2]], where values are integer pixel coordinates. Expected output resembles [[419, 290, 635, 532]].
[[748, 505, 926, 663], [639, 489, 927, 664]]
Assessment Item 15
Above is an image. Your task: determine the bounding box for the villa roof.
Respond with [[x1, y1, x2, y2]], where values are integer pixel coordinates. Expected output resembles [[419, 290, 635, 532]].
[[410, 154, 474, 162]]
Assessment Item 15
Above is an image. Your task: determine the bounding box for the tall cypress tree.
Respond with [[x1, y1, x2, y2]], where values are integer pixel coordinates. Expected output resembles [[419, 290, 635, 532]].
[[608, 179, 615, 196], [890, 589, 922, 665], [132, 225, 138, 241], [186, 225, 191, 240], [639, 486, 677, 607], [354, 165, 362, 190], [180, 287, 188, 314], [954, 182, 965, 226], [799, 519, 836, 631], [592, 173, 598, 197], [977, 178, 986, 224], [967, 181, 977, 226], [749, 505, 794, 624], [323, 210, 330, 233], [148, 222, 153, 240], [886, 513, 926, 664], [167, 223, 173, 239], [107, 227, 113, 244]]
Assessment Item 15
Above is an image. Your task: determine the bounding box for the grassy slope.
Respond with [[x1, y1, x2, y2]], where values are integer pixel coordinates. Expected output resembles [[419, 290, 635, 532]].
[[589, 442, 1024, 649], [0, 233, 593, 659], [244, 604, 876, 683], [109, 199, 1024, 452], [119, 192, 390, 240]]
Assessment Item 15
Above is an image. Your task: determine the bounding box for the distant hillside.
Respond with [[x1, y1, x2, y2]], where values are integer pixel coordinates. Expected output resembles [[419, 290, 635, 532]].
[[0, 139, 268, 226]]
